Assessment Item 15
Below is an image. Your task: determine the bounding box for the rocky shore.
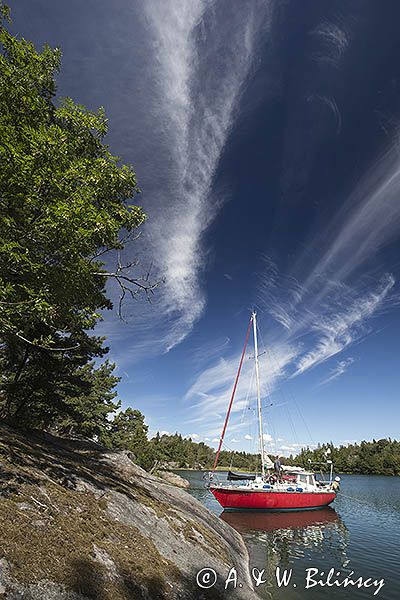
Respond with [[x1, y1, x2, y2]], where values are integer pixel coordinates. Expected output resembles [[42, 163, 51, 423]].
[[155, 471, 190, 489], [0, 424, 257, 599]]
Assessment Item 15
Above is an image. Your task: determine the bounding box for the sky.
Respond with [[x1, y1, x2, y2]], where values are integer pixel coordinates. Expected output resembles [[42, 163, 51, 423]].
[[11, 0, 400, 456]]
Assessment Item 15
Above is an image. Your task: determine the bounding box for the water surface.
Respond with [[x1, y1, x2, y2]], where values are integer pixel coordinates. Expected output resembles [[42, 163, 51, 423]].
[[178, 471, 400, 599]]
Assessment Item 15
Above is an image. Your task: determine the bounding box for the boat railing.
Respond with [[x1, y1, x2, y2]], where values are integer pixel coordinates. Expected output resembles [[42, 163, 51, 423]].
[[203, 471, 222, 488]]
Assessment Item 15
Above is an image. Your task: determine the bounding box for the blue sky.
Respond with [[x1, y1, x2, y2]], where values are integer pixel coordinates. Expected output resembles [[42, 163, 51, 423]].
[[12, 0, 400, 455]]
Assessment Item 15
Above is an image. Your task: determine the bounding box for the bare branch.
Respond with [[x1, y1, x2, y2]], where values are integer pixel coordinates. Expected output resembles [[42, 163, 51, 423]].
[[89, 231, 142, 263], [118, 284, 127, 321], [93, 262, 163, 321]]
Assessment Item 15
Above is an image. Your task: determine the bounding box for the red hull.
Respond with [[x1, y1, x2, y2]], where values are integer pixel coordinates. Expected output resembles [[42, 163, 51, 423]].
[[211, 487, 336, 511]]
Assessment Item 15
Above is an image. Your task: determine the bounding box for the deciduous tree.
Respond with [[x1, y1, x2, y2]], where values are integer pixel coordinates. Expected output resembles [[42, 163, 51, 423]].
[[0, 6, 154, 428]]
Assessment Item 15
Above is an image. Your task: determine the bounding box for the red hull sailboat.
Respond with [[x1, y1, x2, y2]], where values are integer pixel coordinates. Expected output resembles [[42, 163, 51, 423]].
[[211, 486, 336, 511], [208, 312, 338, 512]]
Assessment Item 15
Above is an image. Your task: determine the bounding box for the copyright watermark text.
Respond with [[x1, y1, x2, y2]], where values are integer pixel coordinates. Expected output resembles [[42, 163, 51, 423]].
[[195, 566, 385, 595]]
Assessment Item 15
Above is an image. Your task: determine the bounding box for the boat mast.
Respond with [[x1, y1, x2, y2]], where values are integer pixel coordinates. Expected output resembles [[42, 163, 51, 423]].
[[252, 311, 266, 479], [211, 316, 253, 473]]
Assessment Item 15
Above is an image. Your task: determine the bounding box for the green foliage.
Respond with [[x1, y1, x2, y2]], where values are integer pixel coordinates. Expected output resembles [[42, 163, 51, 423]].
[[142, 435, 400, 475], [0, 331, 120, 430], [0, 3, 10, 23], [149, 433, 215, 469], [53, 358, 121, 438], [101, 408, 154, 470], [0, 8, 145, 431], [297, 439, 400, 476], [0, 22, 144, 347], [218, 449, 261, 471]]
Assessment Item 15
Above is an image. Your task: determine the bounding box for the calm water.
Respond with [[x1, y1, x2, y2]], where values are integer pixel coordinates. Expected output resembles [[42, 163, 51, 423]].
[[177, 471, 400, 600]]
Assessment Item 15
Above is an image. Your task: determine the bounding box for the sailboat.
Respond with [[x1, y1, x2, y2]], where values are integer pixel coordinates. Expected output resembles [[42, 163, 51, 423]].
[[209, 312, 337, 511]]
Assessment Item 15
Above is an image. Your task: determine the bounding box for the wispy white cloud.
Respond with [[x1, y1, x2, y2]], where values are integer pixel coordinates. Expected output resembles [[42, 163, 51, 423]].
[[309, 20, 350, 69], [292, 274, 394, 377], [318, 357, 355, 387], [312, 151, 400, 284], [188, 336, 231, 368], [182, 340, 298, 443], [278, 444, 297, 452], [306, 94, 341, 134], [184, 342, 297, 416], [258, 135, 400, 380], [98, 1, 276, 359], [97, 3, 400, 452], [183, 270, 396, 443], [275, 442, 317, 457], [260, 105, 400, 359], [203, 141, 400, 452], [139, 0, 274, 352], [95, 2, 277, 362]]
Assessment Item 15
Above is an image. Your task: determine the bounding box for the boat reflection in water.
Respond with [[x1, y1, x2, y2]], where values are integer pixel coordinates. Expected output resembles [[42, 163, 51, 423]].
[[221, 506, 340, 534], [221, 507, 349, 597]]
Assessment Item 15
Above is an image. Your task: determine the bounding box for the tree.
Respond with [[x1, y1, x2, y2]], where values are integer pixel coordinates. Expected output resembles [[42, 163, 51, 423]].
[[102, 408, 154, 470], [296, 439, 400, 476], [53, 358, 121, 438], [0, 6, 155, 428], [0, 331, 118, 430]]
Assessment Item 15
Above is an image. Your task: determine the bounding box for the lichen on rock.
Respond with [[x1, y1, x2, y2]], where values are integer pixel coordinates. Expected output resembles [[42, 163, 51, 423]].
[[0, 424, 256, 599]]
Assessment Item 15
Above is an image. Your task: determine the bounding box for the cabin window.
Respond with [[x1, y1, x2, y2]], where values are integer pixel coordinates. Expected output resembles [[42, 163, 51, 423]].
[[298, 475, 308, 484]]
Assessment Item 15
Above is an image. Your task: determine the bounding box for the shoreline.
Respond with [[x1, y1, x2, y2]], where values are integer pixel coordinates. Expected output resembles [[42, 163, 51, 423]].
[[171, 467, 400, 477]]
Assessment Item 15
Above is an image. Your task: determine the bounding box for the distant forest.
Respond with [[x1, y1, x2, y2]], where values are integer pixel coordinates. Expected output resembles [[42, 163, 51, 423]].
[[146, 433, 400, 476]]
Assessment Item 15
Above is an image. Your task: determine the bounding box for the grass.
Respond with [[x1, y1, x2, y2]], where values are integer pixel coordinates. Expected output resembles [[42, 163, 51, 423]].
[[0, 424, 231, 599], [0, 426, 183, 599], [0, 479, 182, 599]]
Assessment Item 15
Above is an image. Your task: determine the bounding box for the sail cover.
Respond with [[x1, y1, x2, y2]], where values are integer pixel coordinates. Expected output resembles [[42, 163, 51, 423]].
[[227, 455, 274, 480], [265, 455, 274, 469], [227, 471, 256, 481]]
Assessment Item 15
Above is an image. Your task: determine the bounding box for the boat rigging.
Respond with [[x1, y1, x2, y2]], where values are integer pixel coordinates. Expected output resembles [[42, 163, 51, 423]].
[[208, 311, 338, 511]]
